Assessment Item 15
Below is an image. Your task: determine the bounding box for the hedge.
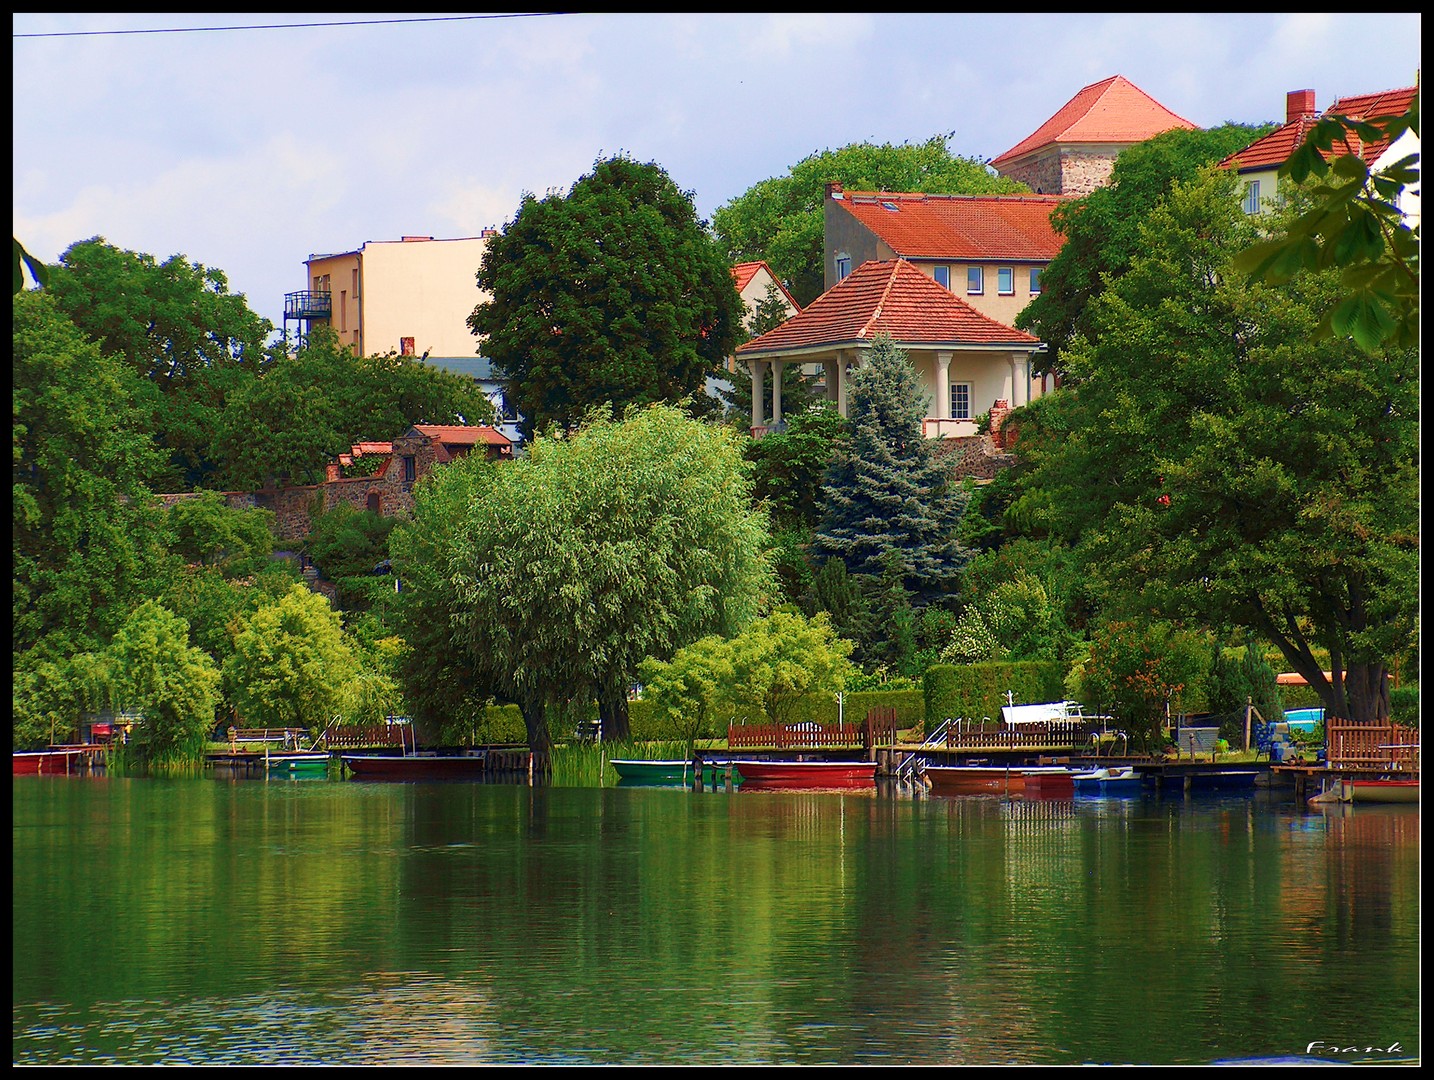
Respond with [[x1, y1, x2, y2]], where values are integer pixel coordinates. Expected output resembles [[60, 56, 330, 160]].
[[627, 688, 927, 741], [923, 662, 1068, 727]]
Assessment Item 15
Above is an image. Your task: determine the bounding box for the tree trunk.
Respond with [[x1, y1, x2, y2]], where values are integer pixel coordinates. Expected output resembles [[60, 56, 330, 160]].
[[598, 683, 631, 743], [520, 695, 551, 767]]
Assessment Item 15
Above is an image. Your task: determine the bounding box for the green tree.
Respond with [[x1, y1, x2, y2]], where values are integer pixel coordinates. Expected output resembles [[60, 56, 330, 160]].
[[1079, 619, 1210, 751], [811, 335, 971, 602], [745, 403, 848, 532], [469, 155, 744, 441], [1016, 123, 1275, 375], [13, 290, 174, 652], [13, 647, 112, 750], [106, 601, 221, 764], [212, 325, 494, 490], [725, 611, 853, 726], [165, 491, 275, 574], [637, 634, 737, 751], [714, 135, 1026, 305], [1020, 166, 1417, 723], [222, 585, 362, 734], [801, 556, 873, 662], [44, 237, 278, 487], [393, 404, 774, 756], [1235, 99, 1419, 352]]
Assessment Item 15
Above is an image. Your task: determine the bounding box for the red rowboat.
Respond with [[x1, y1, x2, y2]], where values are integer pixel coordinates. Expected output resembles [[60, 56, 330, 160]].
[[924, 764, 1072, 796], [733, 760, 877, 788], [342, 752, 487, 780], [12, 749, 85, 775]]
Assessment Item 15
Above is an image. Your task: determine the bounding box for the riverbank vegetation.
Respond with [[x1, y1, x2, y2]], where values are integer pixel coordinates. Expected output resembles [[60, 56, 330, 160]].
[[13, 124, 1417, 762]]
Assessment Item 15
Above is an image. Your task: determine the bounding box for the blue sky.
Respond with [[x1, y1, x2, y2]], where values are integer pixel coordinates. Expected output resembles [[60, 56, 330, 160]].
[[12, 12, 1422, 332]]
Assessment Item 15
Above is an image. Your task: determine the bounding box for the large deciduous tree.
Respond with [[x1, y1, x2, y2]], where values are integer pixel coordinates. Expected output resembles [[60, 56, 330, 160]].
[[45, 237, 278, 488], [1016, 123, 1274, 375], [469, 155, 744, 442], [391, 404, 774, 757], [106, 601, 222, 764], [1020, 166, 1417, 724], [713, 135, 1026, 306], [810, 335, 971, 603], [13, 290, 173, 653]]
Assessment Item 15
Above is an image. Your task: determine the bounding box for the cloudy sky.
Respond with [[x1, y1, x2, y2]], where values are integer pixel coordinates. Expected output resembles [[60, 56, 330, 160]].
[[13, 12, 1422, 331]]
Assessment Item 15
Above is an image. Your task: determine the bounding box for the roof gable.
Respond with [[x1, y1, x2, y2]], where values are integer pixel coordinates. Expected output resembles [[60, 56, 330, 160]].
[[732, 260, 801, 311], [737, 259, 1040, 355], [1221, 83, 1418, 172], [991, 75, 1197, 169], [834, 191, 1067, 261], [409, 424, 512, 447]]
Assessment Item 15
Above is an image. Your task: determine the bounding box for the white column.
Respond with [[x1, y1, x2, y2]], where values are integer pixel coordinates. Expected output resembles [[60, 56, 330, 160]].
[[934, 351, 953, 421], [747, 358, 765, 431], [771, 360, 785, 429], [1010, 352, 1031, 408]]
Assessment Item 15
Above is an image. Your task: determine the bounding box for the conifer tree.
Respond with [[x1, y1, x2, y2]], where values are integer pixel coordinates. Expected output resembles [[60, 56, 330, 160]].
[[810, 334, 970, 603]]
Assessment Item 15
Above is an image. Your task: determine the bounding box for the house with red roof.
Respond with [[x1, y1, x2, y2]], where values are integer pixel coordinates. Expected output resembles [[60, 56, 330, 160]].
[[824, 185, 1066, 330], [989, 74, 1197, 197], [735, 259, 1042, 445], [1221, 81, 1419, 221]]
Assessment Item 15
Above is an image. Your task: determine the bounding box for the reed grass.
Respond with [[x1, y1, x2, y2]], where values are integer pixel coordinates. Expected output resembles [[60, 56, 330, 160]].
[[548, 739, 696, 787]]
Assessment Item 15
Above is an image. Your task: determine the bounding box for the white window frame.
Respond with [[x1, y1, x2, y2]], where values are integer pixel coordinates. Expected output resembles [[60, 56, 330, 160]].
[[966, 266, 983, 295], [932, 265, 950, 290], [835, 253, 852, 281], [950, 382, 973, 421], [998, 267, 1015, 295], [1030, 267, 1042, 294], [1243, 179, 1261, 215]]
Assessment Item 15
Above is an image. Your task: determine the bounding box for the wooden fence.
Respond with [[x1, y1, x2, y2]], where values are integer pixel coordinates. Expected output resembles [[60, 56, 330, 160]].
[[1325, 719, 1420, 771], [942, 720, 1099, 754], [320, 724, 413, 750], [727, 708, 899, 751]]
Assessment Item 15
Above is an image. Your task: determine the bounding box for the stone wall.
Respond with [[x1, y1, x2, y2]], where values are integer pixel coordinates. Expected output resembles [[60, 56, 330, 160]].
[[932, 435, 1017, 482], [1001, 147, 1119, 196]]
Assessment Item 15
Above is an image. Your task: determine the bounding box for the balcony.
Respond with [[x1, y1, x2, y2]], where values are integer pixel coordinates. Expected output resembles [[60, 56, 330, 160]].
[[284, 290, 332, 320]]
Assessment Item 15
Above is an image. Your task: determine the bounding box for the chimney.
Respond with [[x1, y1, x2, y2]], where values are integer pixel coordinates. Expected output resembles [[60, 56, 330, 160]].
[[1287, 89, 1316, 124], [825, 181, 844, 200]]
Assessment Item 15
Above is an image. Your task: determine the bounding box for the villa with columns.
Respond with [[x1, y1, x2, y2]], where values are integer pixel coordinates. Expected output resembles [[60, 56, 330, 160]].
[[735, 258, 1043, 439]]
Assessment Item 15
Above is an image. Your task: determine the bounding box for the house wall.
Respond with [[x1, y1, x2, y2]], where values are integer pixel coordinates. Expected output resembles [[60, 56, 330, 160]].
[[906, 259, 1045, 327], [823, 203, 891, 290], [305, 251, 362, 352], [909, 349, 1026, 429], [358, 236, 491, 358]]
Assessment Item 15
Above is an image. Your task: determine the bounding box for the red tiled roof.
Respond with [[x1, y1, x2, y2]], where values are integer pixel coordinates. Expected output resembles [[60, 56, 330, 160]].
[[991, 75, 1197, 169], [1220, 114, 1322, 171], [412, 424, 512, 447], [1221, 83, 1418, 172], [732, 260, 801, 311], [352, 441, 392, 456], [736, 259, 1040, 355], [833, 191, 1067, 260]]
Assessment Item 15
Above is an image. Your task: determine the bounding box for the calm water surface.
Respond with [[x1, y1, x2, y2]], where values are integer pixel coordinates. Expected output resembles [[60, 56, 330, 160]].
[[12, 773, 1420, 1066]]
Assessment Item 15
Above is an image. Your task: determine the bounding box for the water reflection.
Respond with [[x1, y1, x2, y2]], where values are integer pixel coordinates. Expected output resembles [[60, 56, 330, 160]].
[[13, 778, 1419, 1066]]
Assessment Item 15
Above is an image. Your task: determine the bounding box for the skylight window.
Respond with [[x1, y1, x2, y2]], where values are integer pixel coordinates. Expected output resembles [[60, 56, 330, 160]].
[[881, 201, 900, 212]]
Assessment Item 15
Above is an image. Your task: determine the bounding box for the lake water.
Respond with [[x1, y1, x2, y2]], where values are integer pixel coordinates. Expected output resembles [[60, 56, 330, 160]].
[[12, 773, 1420, 1066]]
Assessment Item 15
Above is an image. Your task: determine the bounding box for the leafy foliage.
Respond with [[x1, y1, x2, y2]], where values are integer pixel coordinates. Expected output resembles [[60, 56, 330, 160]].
[[1016, 123, 1275, 375], [164, 491, 275, 574], [392, 404, 775, 754], [469, 155, 744, 441], [714, 135, 1026, 305], [721, 611, 854, 726], [13, 290, 174, 652], [222, 585, 362, 733], [1076, 620, 1210, 750], [107, 601, 221, 763], [1018, 166, 1417, 723], [1234, 99, 1419, 352]]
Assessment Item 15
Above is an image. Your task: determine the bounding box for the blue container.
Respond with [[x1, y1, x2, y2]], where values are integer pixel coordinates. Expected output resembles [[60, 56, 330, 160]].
[[1283, 707, 1324, 732]]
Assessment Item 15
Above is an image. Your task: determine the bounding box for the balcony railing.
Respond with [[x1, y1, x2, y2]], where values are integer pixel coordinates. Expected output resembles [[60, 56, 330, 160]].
[[285, 290, 332, 320]]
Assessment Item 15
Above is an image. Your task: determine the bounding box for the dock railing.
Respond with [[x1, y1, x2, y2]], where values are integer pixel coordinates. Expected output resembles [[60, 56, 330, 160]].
[[1325, 719, 1419, 771]]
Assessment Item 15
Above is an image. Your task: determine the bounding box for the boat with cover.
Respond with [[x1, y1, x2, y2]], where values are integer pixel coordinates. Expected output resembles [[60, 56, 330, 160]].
[[1072, 766, 1144, 796]]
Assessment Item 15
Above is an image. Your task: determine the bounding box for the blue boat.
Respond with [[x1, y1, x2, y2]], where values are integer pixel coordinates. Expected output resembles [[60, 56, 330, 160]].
[[1072, 766, 1144, 797]]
